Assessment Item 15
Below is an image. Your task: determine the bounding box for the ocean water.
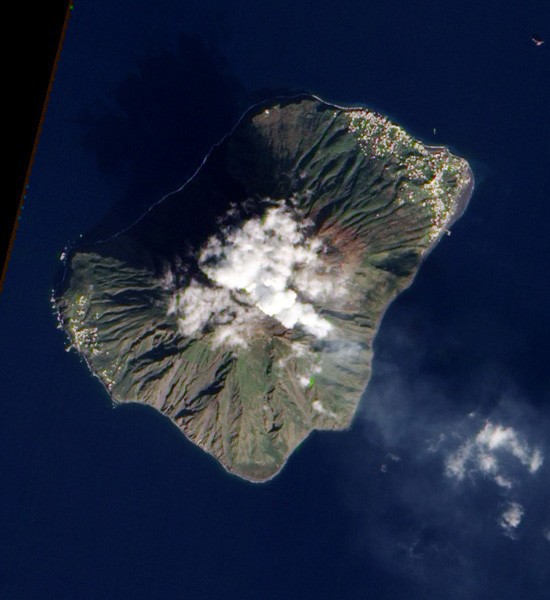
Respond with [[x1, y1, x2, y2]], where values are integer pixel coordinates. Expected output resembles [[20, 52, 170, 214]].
[[2, 1, 549, 599]]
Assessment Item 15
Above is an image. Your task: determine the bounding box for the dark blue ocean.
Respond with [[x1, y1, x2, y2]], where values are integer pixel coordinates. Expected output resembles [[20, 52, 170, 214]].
[[2, 1, 549, 599]]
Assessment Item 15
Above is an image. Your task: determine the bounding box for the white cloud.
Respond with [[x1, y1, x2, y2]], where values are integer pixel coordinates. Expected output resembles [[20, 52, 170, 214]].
[[444, 440, 474, 480], [312, 400, 336, 418], [475, 423, 544, 473], [444, 421, 543, 488], [543, 528, 550, 542], [169, 202, 342, 347], [299, 375, 311, 387], [168, 281, 257, 348], [493, 475, 513, 490], [498, 502, 524, 537], [380, 453, 401, 473], [529, 449, 544, 473]]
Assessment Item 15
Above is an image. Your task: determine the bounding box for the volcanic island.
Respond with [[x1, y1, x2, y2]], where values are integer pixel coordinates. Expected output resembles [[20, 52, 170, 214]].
[[53, 95, 473, 482]]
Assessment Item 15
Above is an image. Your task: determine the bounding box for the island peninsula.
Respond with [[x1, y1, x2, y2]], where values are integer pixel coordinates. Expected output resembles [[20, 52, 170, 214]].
[[53, 95, 473, 482]]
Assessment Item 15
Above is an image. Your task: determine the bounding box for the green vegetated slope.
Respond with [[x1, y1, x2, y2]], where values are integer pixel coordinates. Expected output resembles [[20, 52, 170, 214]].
[[53, 96, 473, 481]]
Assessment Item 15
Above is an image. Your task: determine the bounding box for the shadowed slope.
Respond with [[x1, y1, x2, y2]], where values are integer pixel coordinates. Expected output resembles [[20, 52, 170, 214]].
[[53, 96, 473, 481]]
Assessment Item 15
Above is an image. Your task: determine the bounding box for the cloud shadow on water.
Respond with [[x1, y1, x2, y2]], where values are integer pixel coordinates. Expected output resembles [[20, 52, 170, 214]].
[[77, 33, 306, 243], [77, 33, 248, 239]]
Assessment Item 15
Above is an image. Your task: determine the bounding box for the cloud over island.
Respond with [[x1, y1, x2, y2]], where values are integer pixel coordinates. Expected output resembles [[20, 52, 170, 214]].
[[167, 202, 345, 347]]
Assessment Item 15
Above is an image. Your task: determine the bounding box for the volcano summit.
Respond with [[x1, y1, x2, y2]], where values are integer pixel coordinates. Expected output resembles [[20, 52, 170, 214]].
[[53, 95, 473, 481]]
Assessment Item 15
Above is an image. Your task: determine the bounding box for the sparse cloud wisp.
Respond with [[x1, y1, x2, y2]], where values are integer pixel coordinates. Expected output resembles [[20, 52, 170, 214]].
[[444, 421, 543, 488]]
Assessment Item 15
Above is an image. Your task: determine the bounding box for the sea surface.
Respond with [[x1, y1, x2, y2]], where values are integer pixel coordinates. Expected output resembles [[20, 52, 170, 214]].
[[2, 1, 549, 599]]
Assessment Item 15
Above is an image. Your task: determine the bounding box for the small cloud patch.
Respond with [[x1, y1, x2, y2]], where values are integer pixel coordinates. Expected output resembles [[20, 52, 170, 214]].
[[442, 419, 545, 538], [312, 400, 336, 418], [498, 502, 524, 538], [444, 421, 543, 488]]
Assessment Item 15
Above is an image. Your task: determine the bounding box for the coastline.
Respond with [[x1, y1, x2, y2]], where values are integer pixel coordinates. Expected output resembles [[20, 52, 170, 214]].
[[232, 166, 476, 484], [52, 93, 475, 484]]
